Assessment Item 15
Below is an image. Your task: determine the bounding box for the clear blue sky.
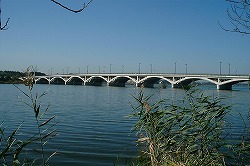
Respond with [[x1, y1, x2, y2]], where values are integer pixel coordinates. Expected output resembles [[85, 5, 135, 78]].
[[0, 0, 249, 75]]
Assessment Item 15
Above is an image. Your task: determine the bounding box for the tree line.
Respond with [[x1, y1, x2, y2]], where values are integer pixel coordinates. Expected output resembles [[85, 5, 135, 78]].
[[0, 70, 45, 84]]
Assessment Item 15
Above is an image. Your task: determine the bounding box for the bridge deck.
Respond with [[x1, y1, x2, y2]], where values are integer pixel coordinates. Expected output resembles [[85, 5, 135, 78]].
[[34, 73, 250, 90]]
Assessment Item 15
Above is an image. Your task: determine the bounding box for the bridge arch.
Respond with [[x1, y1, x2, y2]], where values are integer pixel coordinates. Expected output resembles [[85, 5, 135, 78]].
[[66, 76, 85, 85], [109, 76, 137, 87], [172, 77, 249, 90], [160, 77, 174, 84], [50, 77, 66, 85], [217, 79, 249, 90], [35, 77, 50, 84], [137, 76, 173, 88], [219, 79, 248, 85], [85, 76, 108, 86], [137, 76, 163, 88], [173, 77, 219, 88]]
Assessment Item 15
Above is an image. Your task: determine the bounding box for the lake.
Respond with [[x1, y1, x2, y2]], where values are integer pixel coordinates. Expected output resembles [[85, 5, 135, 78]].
[[0, 84, 249, 165]]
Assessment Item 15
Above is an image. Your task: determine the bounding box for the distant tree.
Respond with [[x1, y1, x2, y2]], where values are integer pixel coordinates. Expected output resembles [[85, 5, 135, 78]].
[[221, 0, 250, 34], [0, 0, 93, 31], [0, 70, 46, 83]]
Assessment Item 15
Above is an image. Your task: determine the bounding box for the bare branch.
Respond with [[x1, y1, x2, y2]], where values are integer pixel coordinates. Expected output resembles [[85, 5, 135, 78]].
[[226, 0, 244, 4], [0, 0, 10, 31], [221, 0, 250, 35], [0, 17, 10, 30], [50, 0, 93, 13], [0, 0, 93, 31], [218, 20, 250, 34]]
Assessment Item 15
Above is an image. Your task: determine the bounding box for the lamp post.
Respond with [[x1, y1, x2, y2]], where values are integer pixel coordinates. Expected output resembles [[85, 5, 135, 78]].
[[228, 63, 231, 75], [150, 64, 152, 73], [174, 62, 177, 74], [185, 64, 187, 75], [78, 67, 80, 74], [98, 66, 100, 73], [110, 64, 112, 74], [122, 65, 124, 73], [219, 62, 222, 75], [138, 63, 141, 74], [50, 68, 53, 75], [87, 65, 89, 74], [34, 65, 37, 76], [67, 67, 69, 74], [62, 69, 64, 75]]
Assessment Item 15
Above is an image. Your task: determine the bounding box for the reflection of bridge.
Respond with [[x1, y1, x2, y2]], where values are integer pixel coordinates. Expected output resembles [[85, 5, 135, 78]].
[[35, 73, 250, 90]]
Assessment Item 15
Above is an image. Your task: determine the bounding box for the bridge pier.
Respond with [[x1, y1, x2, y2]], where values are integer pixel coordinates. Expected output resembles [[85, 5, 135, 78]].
[[217, 84, 232, 90]]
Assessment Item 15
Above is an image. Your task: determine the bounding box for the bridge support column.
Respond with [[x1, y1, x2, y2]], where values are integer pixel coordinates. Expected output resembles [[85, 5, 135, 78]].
[[217, 84, 232, 90]]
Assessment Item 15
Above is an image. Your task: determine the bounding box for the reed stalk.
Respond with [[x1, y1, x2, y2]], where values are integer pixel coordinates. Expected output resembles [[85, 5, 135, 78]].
[[131, 85, 249, 165], [1, 66, 58, 165]]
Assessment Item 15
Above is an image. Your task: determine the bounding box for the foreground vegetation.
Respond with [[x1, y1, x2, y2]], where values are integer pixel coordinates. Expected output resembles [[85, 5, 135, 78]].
[[0, 67, 57, 165], [131, 86, 250, 165]]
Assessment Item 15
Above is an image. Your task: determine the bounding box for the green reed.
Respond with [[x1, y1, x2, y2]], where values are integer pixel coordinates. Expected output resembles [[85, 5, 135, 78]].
[[0, 66, 58, 166], [131, 85, 249, 166]]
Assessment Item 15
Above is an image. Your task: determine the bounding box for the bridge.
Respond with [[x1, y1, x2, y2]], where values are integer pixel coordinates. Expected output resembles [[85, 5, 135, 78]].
[[34, 73, 250, 90]]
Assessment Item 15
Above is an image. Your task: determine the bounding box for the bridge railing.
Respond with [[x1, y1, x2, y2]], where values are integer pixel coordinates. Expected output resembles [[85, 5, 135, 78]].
[[41, 73, 249, 78]]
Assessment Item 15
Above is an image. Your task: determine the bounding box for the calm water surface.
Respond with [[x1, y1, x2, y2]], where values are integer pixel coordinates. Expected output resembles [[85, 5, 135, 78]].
[[0, 84, 249, 165]]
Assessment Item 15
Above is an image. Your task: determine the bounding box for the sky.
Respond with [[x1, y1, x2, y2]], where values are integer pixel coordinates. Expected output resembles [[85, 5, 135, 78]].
[[0, 0, 250, 75]]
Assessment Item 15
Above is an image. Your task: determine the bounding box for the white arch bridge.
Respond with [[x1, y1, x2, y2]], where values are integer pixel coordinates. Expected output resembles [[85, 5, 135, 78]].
[[34, 73, 250, 90]]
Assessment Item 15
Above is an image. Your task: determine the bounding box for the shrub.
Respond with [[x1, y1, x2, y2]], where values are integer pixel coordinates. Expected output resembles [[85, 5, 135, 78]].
[[131, 86, 249, 166]]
